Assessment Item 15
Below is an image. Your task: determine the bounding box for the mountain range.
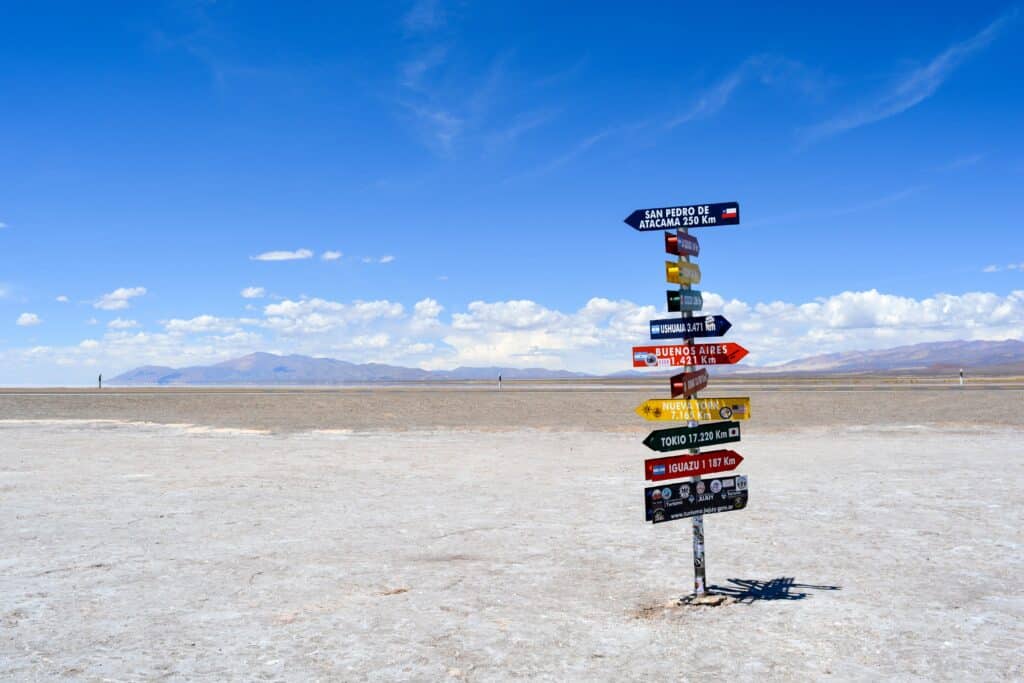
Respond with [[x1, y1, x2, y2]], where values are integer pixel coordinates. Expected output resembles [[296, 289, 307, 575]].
[[109, 339, 1024, 385]]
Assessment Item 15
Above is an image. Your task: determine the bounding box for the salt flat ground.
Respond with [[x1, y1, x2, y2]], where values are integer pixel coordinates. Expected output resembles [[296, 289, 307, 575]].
[[1, 387, 1023, 681]]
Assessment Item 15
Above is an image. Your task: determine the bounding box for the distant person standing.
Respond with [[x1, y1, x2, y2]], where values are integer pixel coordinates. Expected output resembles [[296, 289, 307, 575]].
[[498, 374, 502, 392], [98, 373, 102, 389], [959, 368, 964, 386]]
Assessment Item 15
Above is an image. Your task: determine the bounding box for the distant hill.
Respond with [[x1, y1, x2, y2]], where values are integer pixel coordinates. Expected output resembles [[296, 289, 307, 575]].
[[110, 340, 1024, 386], [110, 352, 590, 385], [752, 339, 1024, 375]]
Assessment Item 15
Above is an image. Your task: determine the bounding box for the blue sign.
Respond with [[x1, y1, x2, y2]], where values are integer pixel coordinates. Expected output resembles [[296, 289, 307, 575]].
[[649, 315, 732, 340]]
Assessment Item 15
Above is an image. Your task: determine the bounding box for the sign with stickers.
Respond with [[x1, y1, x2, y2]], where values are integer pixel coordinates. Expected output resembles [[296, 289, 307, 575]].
[[645, 475, 749, 524]]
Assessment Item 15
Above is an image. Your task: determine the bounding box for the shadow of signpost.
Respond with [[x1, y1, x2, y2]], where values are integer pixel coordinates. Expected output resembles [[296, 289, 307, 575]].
[[708, 577, 841, 603]]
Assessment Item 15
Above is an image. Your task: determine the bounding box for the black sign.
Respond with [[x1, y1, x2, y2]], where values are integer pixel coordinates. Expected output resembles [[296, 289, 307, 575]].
[[667, 290, 703, 313], [650, 315, 731, 340], [625, 202, 740, 231], [645, 475, 748, 524], [643, 421, 741, 452]]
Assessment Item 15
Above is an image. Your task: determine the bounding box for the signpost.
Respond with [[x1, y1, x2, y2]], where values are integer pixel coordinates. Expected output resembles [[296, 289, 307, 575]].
[[645, 450, 743, 481], [635, 397, 751, 422], [667, 290, 703, 313], [625, 198, 747, 599], [624, 202, 740, 231], [665, 260, 701, 285], [642, 421, 741, 452], [650, 315, 731, 340], [665, 230, 699, 257], [670, 369, 709, 398], [645, 475, 748, 524], [632, 343, 748, 368]]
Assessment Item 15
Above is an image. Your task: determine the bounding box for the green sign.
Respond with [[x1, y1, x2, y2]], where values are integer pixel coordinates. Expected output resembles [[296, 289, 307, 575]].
[[642, 421, 741, 452], [667, 289, 703, 313]]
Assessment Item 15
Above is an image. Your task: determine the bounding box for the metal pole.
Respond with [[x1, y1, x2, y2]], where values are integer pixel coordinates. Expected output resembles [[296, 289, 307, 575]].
[[680, 227, 706, 596]]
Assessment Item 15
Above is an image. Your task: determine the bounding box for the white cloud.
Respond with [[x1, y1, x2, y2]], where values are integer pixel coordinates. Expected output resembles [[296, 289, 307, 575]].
[[56, 295, 69, 303], [241, 286, 266, 299], [983, 265, 1001, 273], [0, 221, 7, 229], [107, 318, 139, 329], [362, 255, 395, 264], [263, 298, 404, 335], [250, 249, 313, 262], [321, 250, 342, 261], [164, 315, 241, 335], [16, 313, 41, 327], [95, 286, 146, 311], [380, 255, 395, 264], [803, 9, 1017, 143], [9, 289, 1024, 383], [79, 339, 100, 350]]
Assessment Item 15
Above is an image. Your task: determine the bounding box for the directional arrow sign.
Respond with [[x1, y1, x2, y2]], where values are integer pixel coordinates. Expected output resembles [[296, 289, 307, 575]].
[[633, 343, 748, 368], [667, 290, 703, 313], [645, 475, 748, 524], [645, 449, 743, 481], [643, 421, 741, 452], [635, 397, 751, 422], [624, 202, 740, 231], [670, 369, 708, 398], [665, 230, 699, 257], [650, 315, 731, 340], [665, 260, 701, 285]]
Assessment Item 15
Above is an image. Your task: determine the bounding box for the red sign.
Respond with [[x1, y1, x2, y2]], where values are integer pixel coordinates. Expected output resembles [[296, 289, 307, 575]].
[[633, 343, 748, 368], [645, 449, 743, 481], [670, 369, 708, 397], [665, 230, 699, 257]]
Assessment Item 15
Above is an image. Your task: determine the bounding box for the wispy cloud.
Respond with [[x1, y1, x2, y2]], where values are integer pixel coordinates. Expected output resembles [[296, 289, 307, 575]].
[[251, 249, 313, 262], [938, 153, 985, 172], [56, 295, 69, 303], [983, 263, 1024, 273], [802, 9, 1018, 144], [0, 221, 7, 229], [486, 109, 560, 150], [362, 255, 395, 264], [400, 45, 448, 90], [667, 55, 828, 129], [747, 185, 925, 228], [402, 0, 445, 34], [321, 250, 343, 262]]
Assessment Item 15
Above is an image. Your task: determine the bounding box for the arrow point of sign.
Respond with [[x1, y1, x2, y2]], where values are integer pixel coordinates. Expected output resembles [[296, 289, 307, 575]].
[[642, 433, 656, 450], [720, 317, 732, 336], [624, 211, 642, 229], [731, 344, 749, 362]]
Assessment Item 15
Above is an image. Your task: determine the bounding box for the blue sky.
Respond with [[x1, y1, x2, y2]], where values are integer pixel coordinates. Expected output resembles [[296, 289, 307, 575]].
[[1, 1, 1023, 383]]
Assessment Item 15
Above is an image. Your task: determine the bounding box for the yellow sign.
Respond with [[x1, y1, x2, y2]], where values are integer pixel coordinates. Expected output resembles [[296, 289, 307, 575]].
[[635, 396, 751, 422], [665, 260, 701, 285]]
